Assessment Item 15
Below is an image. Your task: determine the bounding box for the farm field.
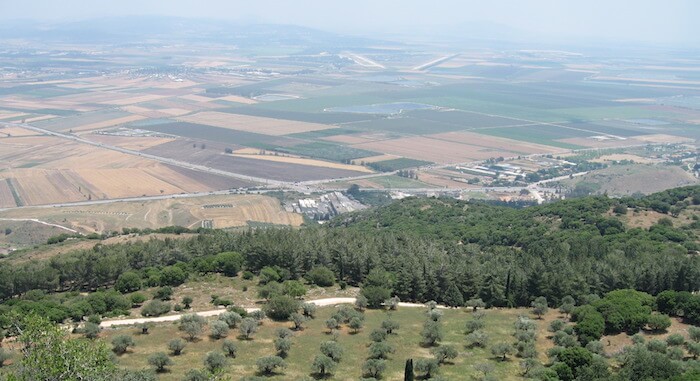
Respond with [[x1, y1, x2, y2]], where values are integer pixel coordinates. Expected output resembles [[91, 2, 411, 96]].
[[177, 111, 336, 136], [0, 135, 251, 205], [0, 194, 302, 235], [352, 136, 516, 164]]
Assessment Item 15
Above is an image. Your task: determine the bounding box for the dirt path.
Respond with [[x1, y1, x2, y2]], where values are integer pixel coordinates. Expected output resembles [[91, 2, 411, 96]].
[[100, 297, 444, 328], [0, 218, 78, 233]]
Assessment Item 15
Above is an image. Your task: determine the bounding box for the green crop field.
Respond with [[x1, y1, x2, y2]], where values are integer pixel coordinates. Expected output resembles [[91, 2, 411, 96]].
[[366, 158, 433, 172], [273, 141, 379, 162]]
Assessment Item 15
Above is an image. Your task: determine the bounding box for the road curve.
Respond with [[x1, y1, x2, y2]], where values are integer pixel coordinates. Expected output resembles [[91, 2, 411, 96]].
[[100, 297, 442, 328]]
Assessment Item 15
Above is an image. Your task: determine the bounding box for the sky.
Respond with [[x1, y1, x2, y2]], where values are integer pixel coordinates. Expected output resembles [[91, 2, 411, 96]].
[[1, 0, 698, 47]]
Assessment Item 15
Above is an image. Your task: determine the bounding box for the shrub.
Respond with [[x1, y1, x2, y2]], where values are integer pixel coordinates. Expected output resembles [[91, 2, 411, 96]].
[[491, 342, 515, 361], [115, 272, 142, 293], [415, 358, 439, 379], [209, 320, 229, 340], [153, 286, 173, 301], [282, 280, 307, 298], [531, 296, 549, 319], [302, 303, 317, 318], [311, 354, 336, 377], [239, 317, 258, 339], [361, 286, 391, 309], [306, 266, 335, 287], [274, 337, 292, 357], [370, 328, 388, 342], [381, 319, 399, 334], [362, 358, 386, 379], [204, 351, 227, 373], [647, 314, 672, 332], [129, 293, 147, 307], [222, 339, 238, 358], [349, 316, 364, 333], [148, 352, 173, 372], [111, 334, 135, 354], [179, 314, 206, 341], [141, 300, 171, 317], [218, 311, 242, 328], [549, 319, 566, 333], [320, 340, 343, 362], [83, 322, 101, 339], [291, 312, 306, 330], [666, 333, 685, 346], [168, 338, 186, 355], [432, 345, 458, 364], [183, 369, 209, 381], [263, 295, 299, 321], [421, 320, 442, 346], [368, 341, 394, 359], [256, 355, 286, 375], [466, 330, 489, 348], [182, 296, 193, 309]]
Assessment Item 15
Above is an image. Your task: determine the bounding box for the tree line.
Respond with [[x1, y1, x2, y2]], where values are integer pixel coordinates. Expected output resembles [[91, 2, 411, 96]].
[[0, 186, 698, 315]]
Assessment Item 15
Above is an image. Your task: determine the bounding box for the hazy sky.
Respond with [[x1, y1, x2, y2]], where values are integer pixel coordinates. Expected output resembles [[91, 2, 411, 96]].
[[1, 0, 698, 46]]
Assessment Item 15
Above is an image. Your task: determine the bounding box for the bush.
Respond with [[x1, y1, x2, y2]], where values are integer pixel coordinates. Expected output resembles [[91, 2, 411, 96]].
[[179, 314, 206, 341], [421, 320, 442, 346], [302, 303, 317, 318], [370, 328, 388, 342], [466, 330, 489, 348], [362, 358, 386, 379], [349, 316, 364, 333], [239, 317, 258, 339], [320, 340, 343, 362], [415, 358, 439, 379], [204, 352, 226, 373], [647, 314, 672, 332], [219, 311, 242, 328], [549, 319, 566, 333], [183, 369, 209, 381], [130, 293, 147, 307], [242, 271, 254, 280], [263, 295, 299, 321], [368, 341, 394, 359], [182, 296, 193, 309], [83, 322, 101, 339], [111, 334, 135, 354], [306, 266, 335, 287], [148, 352, 173, 372], [311, 354, 336, 377], [282, 280, 307, 298], [432, 345, 458, 364], [115, 272, 142, 293], [153, 286, 173, 301], [256, 355, 286, 375], [209, 320, 229, 339], [666, 333, 685, 346], [168, 338, 186, 355], [291, 312, 306, 330], [491, 342, 515, 361], [274, 337, 292, 357], [381, 319, 399, 334], [361, 286, 391, 309], [222, 339, 238, 358]]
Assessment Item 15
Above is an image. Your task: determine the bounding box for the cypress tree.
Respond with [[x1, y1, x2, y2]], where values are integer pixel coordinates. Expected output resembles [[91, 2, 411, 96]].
[[404, 358, 414, 381]]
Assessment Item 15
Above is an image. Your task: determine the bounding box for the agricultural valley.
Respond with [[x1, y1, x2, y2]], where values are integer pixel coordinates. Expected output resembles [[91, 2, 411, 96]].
[[0, 7, 699, 381]]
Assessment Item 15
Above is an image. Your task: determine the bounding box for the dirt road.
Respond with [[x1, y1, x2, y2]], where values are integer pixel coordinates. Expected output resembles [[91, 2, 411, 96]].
[[100, 297, 442, 328]]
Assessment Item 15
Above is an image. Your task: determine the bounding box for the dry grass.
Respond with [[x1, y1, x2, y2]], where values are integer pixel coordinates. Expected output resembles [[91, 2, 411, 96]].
[[0, 194, 302, 233], [430, 131, 566, 155], [178, 111, 336, 136], [70, 114, 146, 132], [353, 136, 514, 164], [229, 153, 374, 173]]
